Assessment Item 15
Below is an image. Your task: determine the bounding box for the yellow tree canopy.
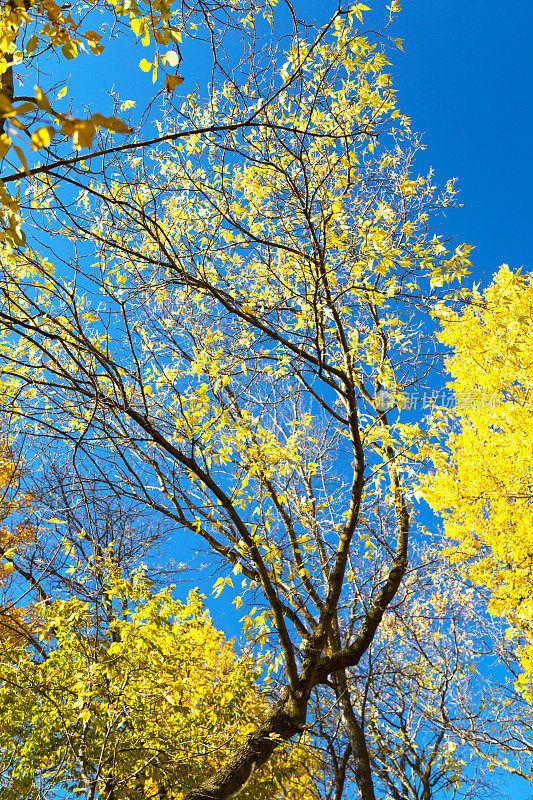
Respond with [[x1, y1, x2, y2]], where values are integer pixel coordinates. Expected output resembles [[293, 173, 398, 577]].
[[0, 0, 273, 246], [422, 265, 533, 698], [0, 0, 262, 149], [0, 567, 321, 799]]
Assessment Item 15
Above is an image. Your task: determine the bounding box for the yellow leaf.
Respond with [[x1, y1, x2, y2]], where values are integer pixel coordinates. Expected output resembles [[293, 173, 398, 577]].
[[34, 87, 52, 111], [0, 134, 11, 158], [139, 59, 152, 72], [354, 3, 371, 22], [162, 50, 180, 68], [71, 122, 96, 150], [168, 27, 182, 44], [83, 30, 102, 43], [130, 16, 143, 37], [26, 34, 39, 55], [163, 692, 176, 705], [61, 41, 78, 60], [103, 116, 132, 134], [31, 126, 55, 150], [13, 144, 29, 172]]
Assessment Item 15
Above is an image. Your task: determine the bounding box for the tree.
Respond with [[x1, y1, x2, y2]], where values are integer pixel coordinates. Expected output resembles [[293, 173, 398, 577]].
[[308, 542, 516, 800], [422, 265, 533, 701], [12, 456, 180, 595], [0, 0, 371, 248], [0, 0, 263, 154], [0, 432, 188, 651], [0, 8, 474, 800], [0, 564, 321, 799]]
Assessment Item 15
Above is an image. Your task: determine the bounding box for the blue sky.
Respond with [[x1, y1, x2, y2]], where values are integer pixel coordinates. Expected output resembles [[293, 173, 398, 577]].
[[392, 0, 532, 282]]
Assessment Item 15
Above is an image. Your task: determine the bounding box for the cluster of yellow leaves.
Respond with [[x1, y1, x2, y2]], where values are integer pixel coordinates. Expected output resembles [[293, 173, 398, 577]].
[[0, 0, 189, 244], [120, 13, 468, 410], [0, 0, 279, 169], [0, 0, 183, 107], [0, 567, 320, 799], [422, 265, 533, 699], [0, 2, 132, 148]]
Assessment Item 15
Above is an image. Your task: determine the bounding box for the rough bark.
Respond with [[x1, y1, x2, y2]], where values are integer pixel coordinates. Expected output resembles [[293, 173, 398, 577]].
[[334, 670, 376, 800]]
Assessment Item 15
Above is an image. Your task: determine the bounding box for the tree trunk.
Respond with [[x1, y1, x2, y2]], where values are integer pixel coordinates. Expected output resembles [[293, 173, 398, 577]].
[[334, 669, 376, 800], [182, 687, 307, 800]]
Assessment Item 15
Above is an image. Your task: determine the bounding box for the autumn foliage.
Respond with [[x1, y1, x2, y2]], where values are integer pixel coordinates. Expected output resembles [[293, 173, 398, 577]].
[[0, 567, 320, 799], [424, 265, 533, 698], [0, 439, 37, 644]]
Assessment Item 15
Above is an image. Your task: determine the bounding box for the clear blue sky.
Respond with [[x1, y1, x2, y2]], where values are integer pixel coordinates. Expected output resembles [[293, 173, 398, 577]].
[[391, 0, 532, 283]]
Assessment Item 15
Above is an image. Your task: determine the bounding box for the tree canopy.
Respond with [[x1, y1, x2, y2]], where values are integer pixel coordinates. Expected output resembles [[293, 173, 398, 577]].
[[424, 265, 533, 701], [0, 9, 468, 793], [0, 565, 320, 798]]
